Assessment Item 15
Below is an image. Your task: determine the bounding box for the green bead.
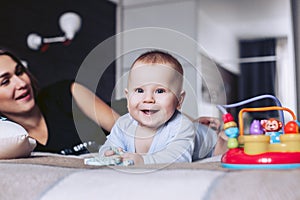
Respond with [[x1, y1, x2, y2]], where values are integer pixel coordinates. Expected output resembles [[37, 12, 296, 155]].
[[227, 138, 238, 148]]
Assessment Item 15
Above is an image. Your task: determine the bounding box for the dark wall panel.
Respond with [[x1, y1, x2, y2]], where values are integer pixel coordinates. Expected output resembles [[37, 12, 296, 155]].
[[0, 0, 116, 102]]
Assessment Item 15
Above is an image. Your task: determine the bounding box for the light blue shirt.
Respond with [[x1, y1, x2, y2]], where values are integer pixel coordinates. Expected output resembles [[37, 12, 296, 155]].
[[99, 111, 195, 164], [192, 122, 217, 161]]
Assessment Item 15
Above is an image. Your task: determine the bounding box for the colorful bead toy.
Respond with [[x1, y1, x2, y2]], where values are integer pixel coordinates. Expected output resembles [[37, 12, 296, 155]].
[[217, 95, 300, 169]]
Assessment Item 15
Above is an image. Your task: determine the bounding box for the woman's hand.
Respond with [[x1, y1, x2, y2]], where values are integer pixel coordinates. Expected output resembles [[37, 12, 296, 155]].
[[195, 116, 221, 131], [194, 116, 228, 156], [213, 130, 228, 156]]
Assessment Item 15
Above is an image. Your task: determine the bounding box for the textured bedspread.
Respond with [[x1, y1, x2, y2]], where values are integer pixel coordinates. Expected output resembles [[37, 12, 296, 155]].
[[1, 152, 300, 200]]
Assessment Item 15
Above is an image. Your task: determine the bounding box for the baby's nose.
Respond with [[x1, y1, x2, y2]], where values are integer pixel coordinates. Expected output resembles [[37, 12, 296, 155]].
[[143, 92, 155, 103]]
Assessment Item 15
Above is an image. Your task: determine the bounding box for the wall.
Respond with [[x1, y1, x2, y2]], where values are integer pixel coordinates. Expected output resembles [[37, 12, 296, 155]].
[[197, 9, 239, 74], [117, 0, 201, 118], [0, 0, 116, 103], [114, 0, 296, 118], [116, 0, 244, 118], [196, 0, 296, 115], [291, 0, 300, 117], [197, 4, 239, 116]]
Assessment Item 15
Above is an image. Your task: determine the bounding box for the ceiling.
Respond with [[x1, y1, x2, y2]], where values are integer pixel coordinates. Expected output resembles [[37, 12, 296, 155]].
[[110, 0, 292, 39], [198, 0, 291, 38]]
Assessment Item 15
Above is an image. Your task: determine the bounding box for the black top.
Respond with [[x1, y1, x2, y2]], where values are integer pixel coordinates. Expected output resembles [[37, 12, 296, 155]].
[[34, 80, 104, 154]]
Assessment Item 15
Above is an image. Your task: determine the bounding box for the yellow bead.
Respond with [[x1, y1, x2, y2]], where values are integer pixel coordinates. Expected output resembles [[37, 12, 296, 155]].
[[223, 121, 237, 130]]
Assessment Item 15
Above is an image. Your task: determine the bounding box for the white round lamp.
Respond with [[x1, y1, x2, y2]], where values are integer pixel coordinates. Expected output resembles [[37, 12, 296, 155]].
[[27, 12, 82, 51], [59, 12, 82, 40]]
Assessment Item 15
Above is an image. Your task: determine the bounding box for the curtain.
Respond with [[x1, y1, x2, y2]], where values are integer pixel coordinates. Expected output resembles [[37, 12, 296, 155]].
[[291, 0, 300, 118], [238, 38, 277, 119]]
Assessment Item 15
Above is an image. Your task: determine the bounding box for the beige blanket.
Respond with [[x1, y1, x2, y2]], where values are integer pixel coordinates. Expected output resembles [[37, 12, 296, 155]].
[[1, 152, 300, 200]]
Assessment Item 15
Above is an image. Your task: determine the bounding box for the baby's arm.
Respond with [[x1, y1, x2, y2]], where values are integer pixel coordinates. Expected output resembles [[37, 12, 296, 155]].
[[98, 123, 126, 156], [98, 121, 138, 166]]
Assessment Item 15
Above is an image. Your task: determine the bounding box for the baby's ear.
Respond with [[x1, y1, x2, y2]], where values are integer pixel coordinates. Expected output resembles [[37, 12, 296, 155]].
[[124, 88, 130, 108], [177, 90, 186, 109]]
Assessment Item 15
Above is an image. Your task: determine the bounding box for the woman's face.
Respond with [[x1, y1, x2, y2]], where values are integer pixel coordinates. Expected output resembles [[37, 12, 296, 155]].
[[0, 55, 35, 117]]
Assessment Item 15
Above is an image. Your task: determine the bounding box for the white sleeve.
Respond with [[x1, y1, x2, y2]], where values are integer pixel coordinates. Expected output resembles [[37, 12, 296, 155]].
[[98, 121, 126, 156], [142, 117, 195, 164], [192, 122, 217, 161]]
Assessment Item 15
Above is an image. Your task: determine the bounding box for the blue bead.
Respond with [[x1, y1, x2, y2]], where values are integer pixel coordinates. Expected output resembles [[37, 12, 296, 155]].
[[225, 127, 239, 138]]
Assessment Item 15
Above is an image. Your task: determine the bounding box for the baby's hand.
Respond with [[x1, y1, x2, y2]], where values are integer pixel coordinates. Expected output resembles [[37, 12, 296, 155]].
[[104, 150, 116, 157], [104, 147, 123, 157], [121, 153, 144, 165]]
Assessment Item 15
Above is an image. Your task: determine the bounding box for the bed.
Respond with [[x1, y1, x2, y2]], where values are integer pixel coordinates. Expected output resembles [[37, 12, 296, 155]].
[[1, 152, 300, 200], [1, 98, 300, 200]]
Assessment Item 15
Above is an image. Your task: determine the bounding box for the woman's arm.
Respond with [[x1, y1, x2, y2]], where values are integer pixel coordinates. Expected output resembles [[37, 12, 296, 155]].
[[193, 116, 221, 131], [194, 116, 228, 156], [71, 82, 120, 132]]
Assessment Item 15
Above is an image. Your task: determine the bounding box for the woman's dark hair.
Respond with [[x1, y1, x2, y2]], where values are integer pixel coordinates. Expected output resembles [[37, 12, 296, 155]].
[[0, 49, 39, 96]]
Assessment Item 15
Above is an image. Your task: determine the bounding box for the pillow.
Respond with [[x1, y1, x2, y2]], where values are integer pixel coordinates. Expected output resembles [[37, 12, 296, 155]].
[[0, 119, 36, 159]]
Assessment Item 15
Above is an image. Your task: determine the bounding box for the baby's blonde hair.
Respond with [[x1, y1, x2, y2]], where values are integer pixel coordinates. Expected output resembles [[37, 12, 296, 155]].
[[131, 50, 183, 75]]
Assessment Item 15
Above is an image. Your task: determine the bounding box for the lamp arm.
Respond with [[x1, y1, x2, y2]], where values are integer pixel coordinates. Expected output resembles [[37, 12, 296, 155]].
[[43, 36, 67, 43]]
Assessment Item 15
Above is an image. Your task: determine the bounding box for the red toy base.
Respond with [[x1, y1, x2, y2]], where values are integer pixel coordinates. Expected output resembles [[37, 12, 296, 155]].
[[222, 148, 300, 164]]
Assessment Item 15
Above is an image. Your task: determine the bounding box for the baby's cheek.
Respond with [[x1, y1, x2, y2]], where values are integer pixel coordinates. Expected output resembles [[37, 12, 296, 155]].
[[128, 94, 142, 104]]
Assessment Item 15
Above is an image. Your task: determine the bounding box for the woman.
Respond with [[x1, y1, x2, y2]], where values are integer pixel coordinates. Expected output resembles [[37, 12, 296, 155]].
[[0, 49, 120, 154]]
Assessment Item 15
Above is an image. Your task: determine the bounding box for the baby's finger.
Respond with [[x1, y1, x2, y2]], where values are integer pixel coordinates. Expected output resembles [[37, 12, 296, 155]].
[[104, 150, 115, 156], [117, 147, 124, 154], [121, 152, 130, 158], [120, 153, 134, 166]]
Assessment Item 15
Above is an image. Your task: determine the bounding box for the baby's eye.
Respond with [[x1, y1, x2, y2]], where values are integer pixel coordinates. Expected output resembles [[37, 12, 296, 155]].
[[155, 88, 165, 94], [135, 88, 144, 93]]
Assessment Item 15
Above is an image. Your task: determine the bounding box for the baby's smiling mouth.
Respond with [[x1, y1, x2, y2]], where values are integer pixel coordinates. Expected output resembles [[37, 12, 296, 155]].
[[141, 109, 158, 115]]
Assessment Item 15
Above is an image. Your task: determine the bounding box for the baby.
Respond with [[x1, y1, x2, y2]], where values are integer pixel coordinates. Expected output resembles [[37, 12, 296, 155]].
[[99, 50, 195, 165]]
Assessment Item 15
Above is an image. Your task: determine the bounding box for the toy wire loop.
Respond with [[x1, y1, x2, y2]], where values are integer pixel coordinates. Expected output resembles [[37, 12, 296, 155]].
[[238, 106, 296, 135], [216, 94, 285, 125]]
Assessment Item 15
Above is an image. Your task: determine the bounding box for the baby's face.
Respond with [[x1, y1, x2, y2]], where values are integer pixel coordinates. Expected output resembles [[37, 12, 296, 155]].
[[125, 63, 184, 129]]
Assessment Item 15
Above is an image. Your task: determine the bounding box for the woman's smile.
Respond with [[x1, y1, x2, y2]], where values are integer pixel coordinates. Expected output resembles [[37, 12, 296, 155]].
[[15, 89, 31, 101]]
